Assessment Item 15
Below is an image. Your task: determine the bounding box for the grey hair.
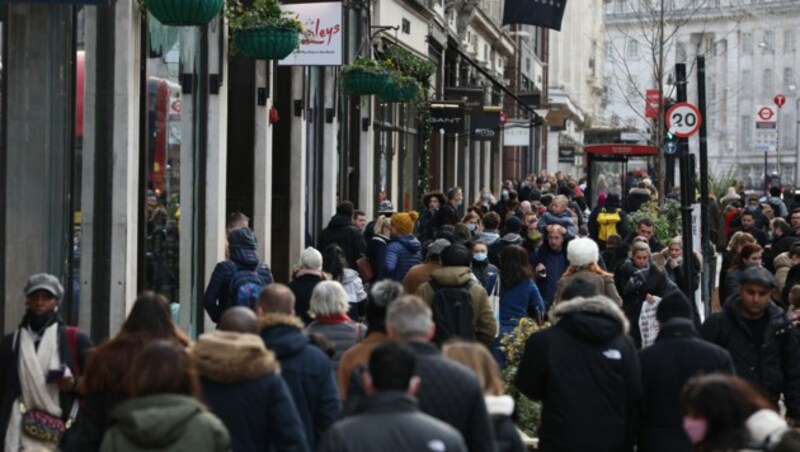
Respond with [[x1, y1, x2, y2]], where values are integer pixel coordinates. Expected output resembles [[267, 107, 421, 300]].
[[630, 240, 652, 257], [370, 280, 404, 308], [309, 281, 350, 318], [386, 295, 432, 338]]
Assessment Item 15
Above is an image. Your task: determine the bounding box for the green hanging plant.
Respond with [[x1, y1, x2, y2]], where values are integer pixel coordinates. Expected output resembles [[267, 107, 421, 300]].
[[225, 0, 304, 31], [225, 0, 304, 59], [340, 57, 392, 96]]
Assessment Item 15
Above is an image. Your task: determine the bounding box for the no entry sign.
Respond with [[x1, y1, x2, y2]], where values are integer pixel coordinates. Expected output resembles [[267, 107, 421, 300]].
[[667, 102, 702, 138]]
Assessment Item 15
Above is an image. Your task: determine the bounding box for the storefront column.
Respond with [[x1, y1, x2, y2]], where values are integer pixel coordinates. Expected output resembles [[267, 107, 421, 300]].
[[483, 141, 491, 191], [321, 67, 338, 222], [253, 60, 274, 262], [358, 102, 375, 219], [80, 2, 142, 337], [288, 67, 307, 267]]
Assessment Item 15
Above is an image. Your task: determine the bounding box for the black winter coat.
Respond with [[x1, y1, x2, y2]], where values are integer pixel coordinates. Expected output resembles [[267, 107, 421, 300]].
[[515, 296, 641, 452], [435, 202, 461, 227], [765, 230, 800, 273], [318, 392, 466, 452], [638, 319, 735, 452], [318, 214, 367, 269], [416, 210, 438, 243], [288, 272, 326, 325], [405, 341, 495, 452], [365, 235, 389, 281], [614, 261, 671, 348], [701, 295, 800, 418], [783, 263, 800, 307]]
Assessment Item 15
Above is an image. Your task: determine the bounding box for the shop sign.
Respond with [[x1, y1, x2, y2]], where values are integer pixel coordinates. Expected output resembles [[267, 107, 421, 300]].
[[471, 111, 500, 141], [503, 123, 530, 146], [279, 2, 343, 66], [558, 147, 575, 163], [429, 105, 465, 134]]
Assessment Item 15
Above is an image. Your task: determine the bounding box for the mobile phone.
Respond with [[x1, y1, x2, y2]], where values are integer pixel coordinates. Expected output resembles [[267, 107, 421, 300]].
[[45, 366, 66, 383]]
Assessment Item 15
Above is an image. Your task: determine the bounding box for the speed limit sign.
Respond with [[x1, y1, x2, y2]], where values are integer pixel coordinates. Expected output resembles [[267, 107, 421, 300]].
[[666, 102, 703, 138]]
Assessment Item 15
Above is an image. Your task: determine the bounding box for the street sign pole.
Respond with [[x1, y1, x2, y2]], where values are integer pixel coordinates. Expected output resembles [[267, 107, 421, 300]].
[[676, 63, 695, 300], [697, 55, 712, 319]]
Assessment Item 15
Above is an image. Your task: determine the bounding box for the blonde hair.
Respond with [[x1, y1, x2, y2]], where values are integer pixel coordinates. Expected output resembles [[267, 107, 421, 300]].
[[726, 231, 755, 252], [563, 262, 611, 278], [630, 240, 652, 257], [552, 195, 569, 208], [668, 237, 683, 248], [373, 215, 392, 236], [442, 341, 504, 396], [309, 281, 350, 318]]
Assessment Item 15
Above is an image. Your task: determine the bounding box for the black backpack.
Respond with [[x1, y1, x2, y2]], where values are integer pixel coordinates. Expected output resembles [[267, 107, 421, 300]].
[[430, 280, 475, 344]]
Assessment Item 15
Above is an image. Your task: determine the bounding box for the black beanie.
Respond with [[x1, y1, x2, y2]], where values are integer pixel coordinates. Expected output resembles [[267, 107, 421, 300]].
[[441, 244, 472, 267], [656, 290, 692, 323]]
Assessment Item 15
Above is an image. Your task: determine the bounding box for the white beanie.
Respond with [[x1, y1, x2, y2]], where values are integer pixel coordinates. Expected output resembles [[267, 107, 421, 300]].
[[567, 237, 599, 268], [299, 247, 323, 270]]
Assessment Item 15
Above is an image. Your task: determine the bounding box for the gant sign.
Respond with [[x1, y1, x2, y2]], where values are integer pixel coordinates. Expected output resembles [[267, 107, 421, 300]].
[[429, 106, 465, 134]]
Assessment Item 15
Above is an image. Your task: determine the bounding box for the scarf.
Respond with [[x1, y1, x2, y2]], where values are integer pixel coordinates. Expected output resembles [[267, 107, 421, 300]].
[[315, 313, 353, 325], [4, 323, 62, 451]]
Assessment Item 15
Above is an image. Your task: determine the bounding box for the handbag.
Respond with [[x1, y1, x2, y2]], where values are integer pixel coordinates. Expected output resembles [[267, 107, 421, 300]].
[[19, 399, 77, 445], [356, 255, 374, 282]]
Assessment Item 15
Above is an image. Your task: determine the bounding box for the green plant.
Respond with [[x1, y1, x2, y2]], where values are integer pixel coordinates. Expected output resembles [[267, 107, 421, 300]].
[[340, 57, 390, 77], [225, 0, 303, 32], [382, 45, 437, 87], [626, 199, 682, 244], [708, 165, 739, 200], [500, 317, 550, 437]]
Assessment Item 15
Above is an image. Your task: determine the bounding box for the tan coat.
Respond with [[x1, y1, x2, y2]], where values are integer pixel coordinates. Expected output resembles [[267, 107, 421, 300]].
[[553, 268, 623, 306], [403, 262, 442, 295], [415, 266, 498, 346], [774, 252, 794, 300], [336, 332, 388, 400]]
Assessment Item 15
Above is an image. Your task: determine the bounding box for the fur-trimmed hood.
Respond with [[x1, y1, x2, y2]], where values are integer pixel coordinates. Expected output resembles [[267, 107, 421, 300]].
[[258, 313, 312, 360], [550, 295, 630, 342], [192, 330, 278, 383], [484, 395, 515, 416], [628, 187, 651, 197], [258, 313, 305, 330]]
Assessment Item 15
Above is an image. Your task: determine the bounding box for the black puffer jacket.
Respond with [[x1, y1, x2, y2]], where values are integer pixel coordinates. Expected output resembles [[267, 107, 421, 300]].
[[405, 341, 495, 452], [318, 214, 367, 269], [614, 260, 671, 348], [515, 296, 641, 452], [639, 319, 735, 452], [701, 295, 800, 418]]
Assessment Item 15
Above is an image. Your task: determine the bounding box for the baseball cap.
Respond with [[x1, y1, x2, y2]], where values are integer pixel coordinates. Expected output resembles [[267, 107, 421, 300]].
[[24, 273, 64, 301], [378, 200, 395, 215], [740, 266, 775, 288]]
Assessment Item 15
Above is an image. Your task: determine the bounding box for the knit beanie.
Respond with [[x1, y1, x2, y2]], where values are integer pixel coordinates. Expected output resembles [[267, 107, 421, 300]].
[[505, 216, 523, 234], [391, 211, 419, 236], [656, 290, 692, 323], [567, 237, 599, 268], [299, 247, 323, 270]]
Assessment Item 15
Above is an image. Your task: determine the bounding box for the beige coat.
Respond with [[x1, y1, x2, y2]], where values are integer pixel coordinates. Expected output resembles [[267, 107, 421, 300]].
[[552, 268, 623, 307]]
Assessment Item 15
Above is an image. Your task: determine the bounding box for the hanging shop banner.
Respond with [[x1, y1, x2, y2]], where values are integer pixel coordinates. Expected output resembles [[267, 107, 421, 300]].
[[502, 0, 567, 30], [279, 2, 343, 66], [503, 124, 530, 146], [558, 147, 575, 163], [430, 106, 465, 135], [471, 112, 501, 142]]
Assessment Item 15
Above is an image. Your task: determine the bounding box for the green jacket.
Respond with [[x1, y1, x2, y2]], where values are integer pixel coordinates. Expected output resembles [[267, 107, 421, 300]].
[[100, 394, 230, 452], [415, 266, 498, 345]]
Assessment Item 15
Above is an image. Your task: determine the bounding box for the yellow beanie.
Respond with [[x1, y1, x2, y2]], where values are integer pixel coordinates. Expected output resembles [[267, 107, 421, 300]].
[[391, 211, 419, 235]]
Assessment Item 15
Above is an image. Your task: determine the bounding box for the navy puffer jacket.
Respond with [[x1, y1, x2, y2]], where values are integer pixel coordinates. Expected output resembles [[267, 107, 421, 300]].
[[384, 235, 422, 282], [203, 228, 273, 322]]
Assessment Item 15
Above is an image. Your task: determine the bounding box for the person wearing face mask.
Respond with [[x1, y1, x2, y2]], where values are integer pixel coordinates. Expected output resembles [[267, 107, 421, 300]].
[[702, 267, 800, 425], [0, 273, 93, 451], [470, 240, 498, 294], [435, 187, 464, 228], [638, 292, 735, 452], [720, 243, 764, 307], [681, 374, 797, 452], [417, 192, 446, 243], [472, 189, 496, 215], [461, 212, 482, 239]]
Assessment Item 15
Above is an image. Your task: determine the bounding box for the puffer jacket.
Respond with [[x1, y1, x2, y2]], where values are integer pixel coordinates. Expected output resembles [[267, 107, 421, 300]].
[[194, 331, 309, 452], [203, 228, 273, 322], [318, 214, 367, 269], [384, 235, 422, 282], [471, 258, 498, 293], [701, 295, 800, 418], [306, 318, 366, 369], [614, 260, 670, 348], [100, 395, 229, 452], [340, 269, 367, 304], [774, 252, 794, 301], [515, 295, 641, 452], [415, 266, 498, 346], [259, 314, 341, 449], [536, 211, 577, 239]]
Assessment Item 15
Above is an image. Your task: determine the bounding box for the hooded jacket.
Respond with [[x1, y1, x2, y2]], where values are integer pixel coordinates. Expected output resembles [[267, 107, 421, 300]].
[[638, 319, 735, 452], [415, 267, 499, 346], [479, 230, 501, 246], [203, 228, 273, 322], [317, 392, 467, 452], [194, 331, 309, 452], [488, 233, 524, 267], [384, 235, 422, 282], [536, 211, 578, 239], [626, 187, 652, 213], [318, 214, 367, 269], [259, 314, 341, 449], [99, 395, 229, 452], [515, 296, 641, 452], [701, 295, 800, 418]]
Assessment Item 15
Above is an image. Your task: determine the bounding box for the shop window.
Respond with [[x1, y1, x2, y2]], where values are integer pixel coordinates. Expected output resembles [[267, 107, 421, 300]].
[[402, 18, 410, 34]]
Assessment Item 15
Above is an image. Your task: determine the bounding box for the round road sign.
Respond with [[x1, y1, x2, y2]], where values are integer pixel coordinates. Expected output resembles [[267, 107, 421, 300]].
[[666, 102, 702, 138], [664, 141, 678, 155], [775, 95, 786, 108], [758, 106, 775, 121]]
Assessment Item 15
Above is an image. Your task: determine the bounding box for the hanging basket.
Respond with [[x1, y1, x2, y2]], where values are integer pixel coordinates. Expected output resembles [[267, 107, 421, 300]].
[[146, 0, 224, 26], [233, 27, 300, 60], [378, 78, 419, 103], [341, 68, 390, 96]]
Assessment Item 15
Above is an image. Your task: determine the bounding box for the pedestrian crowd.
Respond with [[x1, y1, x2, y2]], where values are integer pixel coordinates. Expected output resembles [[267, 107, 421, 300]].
[[4, 171, 800, 451]]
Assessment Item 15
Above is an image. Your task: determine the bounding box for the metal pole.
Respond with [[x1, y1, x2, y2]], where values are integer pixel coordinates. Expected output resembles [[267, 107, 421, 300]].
[[697, 56, 712, 319], [676, 63, 695, 300]]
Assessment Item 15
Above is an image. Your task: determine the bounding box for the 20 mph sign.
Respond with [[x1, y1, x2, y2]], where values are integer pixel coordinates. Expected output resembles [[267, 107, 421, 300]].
[[666, 102, 702, 138]]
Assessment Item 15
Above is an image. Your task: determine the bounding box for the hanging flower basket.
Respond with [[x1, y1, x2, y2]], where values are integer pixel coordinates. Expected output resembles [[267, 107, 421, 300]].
[[378, 77, 419, 103], [146, 0, 224, 26], [233, 26, 300, 60], [341, 68, 391, 96]]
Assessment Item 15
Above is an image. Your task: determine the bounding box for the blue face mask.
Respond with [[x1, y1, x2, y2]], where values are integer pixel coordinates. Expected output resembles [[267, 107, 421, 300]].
[[473, 252, 488, 262], [467, 224, 478, 232]]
